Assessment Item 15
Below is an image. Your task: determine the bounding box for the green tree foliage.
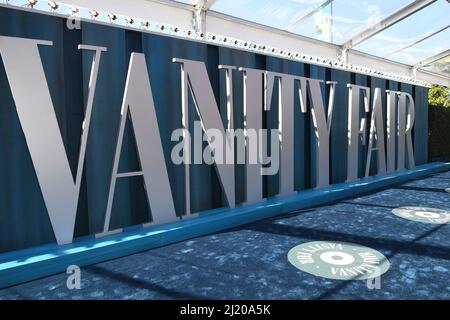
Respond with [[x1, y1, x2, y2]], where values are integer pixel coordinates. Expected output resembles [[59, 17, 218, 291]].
[[428, 84, 449, 108]]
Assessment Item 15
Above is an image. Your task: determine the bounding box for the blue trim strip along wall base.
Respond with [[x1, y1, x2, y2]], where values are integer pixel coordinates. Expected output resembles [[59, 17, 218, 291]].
[[0, 162, 449, 289]]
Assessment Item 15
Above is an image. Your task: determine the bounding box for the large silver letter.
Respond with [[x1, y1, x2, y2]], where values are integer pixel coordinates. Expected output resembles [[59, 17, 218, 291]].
[[240, 68, 266, 204], [173, 58, 235, 212], [101, 53, 176, 235], [397, 91, 415, 170], [265, 72, 295, 196], [346, 84, 370, 182], [299, 78, 336, 188], [0, 36, 105, 245], [365, 88, 387, 177], [386, 90, 397, 173]]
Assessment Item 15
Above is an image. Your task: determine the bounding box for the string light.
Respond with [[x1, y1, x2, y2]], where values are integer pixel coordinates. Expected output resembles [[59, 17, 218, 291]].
[[108, 13, 117, 22], [90, 9, 99, 18], [69, 5, 78, 15], [48, 1, 57, 11], [27, 0, 37, 8], [6, 0, 430, 87], [125, 16, 134, 25]]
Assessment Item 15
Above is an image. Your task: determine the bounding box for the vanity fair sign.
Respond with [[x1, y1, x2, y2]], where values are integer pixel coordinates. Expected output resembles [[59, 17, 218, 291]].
[[0, 6, 428, 253]]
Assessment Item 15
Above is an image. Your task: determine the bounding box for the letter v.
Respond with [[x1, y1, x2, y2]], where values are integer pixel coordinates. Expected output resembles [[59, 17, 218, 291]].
[[0, 36, 106, 245]]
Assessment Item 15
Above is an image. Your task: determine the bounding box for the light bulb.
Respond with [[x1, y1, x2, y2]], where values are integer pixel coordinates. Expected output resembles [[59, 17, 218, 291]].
[[48, 1, 58, 11]]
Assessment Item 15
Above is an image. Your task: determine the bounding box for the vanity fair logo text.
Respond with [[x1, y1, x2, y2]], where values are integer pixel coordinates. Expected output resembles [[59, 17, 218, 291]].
[[0, 36, 416, 245]]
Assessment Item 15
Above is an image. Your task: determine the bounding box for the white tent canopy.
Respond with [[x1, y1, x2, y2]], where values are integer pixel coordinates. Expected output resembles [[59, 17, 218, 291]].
[[4, 0, 449, 86]]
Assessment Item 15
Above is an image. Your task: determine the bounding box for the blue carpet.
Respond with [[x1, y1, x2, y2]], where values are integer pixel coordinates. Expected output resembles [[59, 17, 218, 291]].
[[1, 171, 449, 300]]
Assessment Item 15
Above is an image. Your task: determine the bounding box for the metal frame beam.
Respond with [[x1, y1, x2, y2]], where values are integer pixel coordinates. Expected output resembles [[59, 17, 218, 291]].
[[193, 0, 217, 33], [415, 49, 450, 68], [341, 0, 436, 50], [416, 68, 450, 86], [203, 0, 217, 11]]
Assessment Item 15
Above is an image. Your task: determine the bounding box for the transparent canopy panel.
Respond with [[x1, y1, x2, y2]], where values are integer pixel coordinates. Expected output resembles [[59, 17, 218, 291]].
[[354, 0, 450, 65], [209, 0, 412, 44], [173, 0, 199, 5], [388, 28, 450, 65], [421, 55, 450, 77]]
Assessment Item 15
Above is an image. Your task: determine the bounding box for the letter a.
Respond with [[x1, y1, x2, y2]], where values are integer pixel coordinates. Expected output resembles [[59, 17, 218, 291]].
[[101, 53, 176, 235]]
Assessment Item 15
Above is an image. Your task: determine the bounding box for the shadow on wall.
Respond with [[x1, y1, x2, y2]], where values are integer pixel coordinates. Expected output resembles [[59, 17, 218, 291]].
[[429, 106, 450, 162]]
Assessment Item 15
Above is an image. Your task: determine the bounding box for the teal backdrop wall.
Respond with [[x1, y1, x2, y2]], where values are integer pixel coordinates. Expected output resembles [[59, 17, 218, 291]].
[[0, 7, 429, 253]]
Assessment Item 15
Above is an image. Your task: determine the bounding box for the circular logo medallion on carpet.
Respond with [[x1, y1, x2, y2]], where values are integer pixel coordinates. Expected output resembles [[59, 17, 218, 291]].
[[392, 206, 450, 224], [288, 241, 390, 280]]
